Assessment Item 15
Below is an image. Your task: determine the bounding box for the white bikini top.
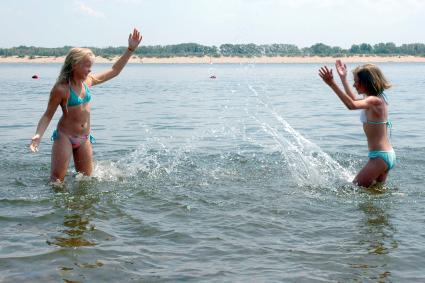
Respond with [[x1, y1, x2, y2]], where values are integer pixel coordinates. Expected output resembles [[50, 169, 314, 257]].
[[359, 93, 389, 125]]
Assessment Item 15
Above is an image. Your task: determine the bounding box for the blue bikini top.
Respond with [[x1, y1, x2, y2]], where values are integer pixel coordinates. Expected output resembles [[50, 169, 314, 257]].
[[68, 82, 92, 107]]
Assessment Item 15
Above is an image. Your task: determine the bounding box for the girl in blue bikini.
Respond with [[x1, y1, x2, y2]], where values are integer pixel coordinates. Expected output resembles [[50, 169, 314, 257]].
[[30, 29, 142, 182], [319, 60, 395, 188]]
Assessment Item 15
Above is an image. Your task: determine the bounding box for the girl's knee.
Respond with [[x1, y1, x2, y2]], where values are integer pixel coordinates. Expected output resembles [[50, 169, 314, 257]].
[[50, 171, 65, 182], [76, 167, 92, 176], [74, 159, 93, 176], [353, 176, 374, 188]]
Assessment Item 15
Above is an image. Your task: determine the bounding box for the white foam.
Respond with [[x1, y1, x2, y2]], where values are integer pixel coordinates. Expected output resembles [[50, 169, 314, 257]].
[[247, 85, 354, 187]]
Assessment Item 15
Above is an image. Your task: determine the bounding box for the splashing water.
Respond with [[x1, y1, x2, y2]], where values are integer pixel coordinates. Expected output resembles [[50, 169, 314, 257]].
[[92, 82, 355, 189], [247, 85, 354, 187], [93, 143, 184, 182]]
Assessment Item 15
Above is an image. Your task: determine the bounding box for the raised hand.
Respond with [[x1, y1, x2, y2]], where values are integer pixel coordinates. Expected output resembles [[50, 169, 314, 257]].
[[128, 28, 142, 51], [335, 59, 347, 78], [318, 66, 335, 86], [30, 134, 40, 152]]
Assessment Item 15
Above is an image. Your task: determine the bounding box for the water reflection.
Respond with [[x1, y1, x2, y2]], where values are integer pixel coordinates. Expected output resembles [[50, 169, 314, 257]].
[[48, 178, 103, 282], [52, 213, 96, 247], [49, 180, 99, 248], [351, 196, 398, 282]]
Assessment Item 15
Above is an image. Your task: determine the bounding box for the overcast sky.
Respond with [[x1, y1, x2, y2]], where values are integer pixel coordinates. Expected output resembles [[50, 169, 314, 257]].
[[1, 0, 424, 48]]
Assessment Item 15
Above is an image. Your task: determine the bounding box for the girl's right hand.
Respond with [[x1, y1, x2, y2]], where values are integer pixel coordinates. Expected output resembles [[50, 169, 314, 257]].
[[128, 28, 142, 51], [30, 134, 40, 152], [335, 59, 347, 78], [318, 66, 335, 86]]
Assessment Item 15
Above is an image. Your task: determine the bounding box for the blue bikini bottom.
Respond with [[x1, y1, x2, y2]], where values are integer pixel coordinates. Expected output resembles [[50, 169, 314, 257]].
[[368, 149, 396, 170]]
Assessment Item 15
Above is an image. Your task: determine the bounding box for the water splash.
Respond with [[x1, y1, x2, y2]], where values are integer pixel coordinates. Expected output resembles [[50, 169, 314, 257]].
[[92, 83, 355, 189], [247, 85, 354, 187], [93, 145, 181, 182]]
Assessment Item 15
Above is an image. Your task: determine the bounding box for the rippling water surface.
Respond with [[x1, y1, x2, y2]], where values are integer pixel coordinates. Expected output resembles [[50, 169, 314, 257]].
[[0, 62, 424, 282]]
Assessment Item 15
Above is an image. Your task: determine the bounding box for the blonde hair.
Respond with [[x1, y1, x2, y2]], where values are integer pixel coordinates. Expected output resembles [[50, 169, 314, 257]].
[[352, 64, 391, 96], [57, 48, 95, 83]]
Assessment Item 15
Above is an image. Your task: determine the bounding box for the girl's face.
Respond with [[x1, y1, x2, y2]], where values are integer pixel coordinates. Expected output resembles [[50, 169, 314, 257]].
[[353, 75, 366, 94], [73, 57, 93, 79]]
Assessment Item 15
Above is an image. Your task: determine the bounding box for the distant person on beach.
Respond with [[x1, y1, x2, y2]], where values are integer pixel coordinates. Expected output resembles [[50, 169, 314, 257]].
[[319, 60, 395, 188], [30, 28, 142, 182]]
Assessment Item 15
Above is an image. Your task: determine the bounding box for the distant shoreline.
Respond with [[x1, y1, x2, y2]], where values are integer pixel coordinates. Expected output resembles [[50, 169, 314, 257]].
[[1, 55, 425, 64]]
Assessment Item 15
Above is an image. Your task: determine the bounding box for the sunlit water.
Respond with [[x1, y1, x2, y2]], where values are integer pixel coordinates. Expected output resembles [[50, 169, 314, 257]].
[[0, 62, 424, 282]]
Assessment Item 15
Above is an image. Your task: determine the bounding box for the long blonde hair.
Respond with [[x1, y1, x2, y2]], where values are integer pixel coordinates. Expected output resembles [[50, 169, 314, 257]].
[[57, 48, 95, 83], [57, 48, 95, 112], [353, 64, 391, 96]]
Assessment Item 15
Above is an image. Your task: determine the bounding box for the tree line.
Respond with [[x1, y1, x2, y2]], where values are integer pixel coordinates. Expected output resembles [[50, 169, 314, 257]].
[[1, 42, 425, 58]]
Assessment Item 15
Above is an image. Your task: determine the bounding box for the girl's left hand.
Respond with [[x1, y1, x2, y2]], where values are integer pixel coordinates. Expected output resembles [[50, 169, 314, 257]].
[[319, 66, 335, 86], [335, 59, 347, 78], [128, 28, 142, 51], [30, 134, 40, 152]]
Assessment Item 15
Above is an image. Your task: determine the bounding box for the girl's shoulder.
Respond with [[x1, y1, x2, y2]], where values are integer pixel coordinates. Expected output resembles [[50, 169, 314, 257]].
[[51, 82, 69, 99], [369, 95, 388, 115], [365, 95, 384, 107]]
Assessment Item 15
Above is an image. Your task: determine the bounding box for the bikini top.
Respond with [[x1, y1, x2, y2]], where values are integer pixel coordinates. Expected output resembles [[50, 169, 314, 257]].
[[360, 92, 392, 136], [68, 82, 92, 107]]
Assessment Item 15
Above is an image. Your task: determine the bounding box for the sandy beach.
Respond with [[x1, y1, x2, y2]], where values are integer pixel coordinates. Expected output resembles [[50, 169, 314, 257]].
[[1, 55, 425, 64]]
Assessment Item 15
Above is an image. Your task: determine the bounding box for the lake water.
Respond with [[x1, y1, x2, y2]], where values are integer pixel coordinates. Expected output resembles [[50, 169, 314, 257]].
[[0, 62, 424, 282]]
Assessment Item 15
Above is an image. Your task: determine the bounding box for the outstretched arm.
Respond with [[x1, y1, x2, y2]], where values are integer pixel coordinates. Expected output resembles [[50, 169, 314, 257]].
[[335, 59, 357, 100], [87, 28, 143, 86], [30, 85, 64, 152], [319, 66, 381, 110]]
